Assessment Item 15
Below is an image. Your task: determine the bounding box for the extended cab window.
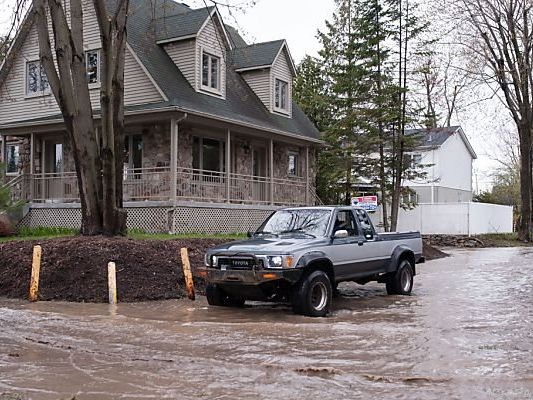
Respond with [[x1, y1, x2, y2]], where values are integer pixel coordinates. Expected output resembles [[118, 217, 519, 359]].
[[354, 209, 375, 240], [333, 210, 358, 237]]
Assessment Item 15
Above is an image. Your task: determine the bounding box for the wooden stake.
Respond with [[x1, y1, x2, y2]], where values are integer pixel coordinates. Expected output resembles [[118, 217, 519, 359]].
[[180, 248, 195, 301], [29, 245, 42, 302], [107, 262, 117, 305]]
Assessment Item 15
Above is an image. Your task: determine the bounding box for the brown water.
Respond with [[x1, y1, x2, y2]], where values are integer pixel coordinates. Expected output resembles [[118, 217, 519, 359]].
[[1, 248, 532, 400]]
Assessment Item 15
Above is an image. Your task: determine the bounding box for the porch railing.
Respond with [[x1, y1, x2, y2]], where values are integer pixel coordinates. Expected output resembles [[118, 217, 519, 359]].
[[9, 168, 318, 206]]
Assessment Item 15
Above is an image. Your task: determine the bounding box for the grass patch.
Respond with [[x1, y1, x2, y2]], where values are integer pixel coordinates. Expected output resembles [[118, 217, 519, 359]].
[[0, 226, 78, 243], [128, 230, 245, 241], [0, 226, 245, 243], [475, 233, 533, 247]]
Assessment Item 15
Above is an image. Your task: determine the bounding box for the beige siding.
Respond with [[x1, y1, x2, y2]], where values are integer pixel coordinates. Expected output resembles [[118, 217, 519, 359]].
[[0, 0, 163, 125], [124, 48, 163, 106], [241, 69, 271, 110], [164, 40, 196, 87], [196, 16, 227, 98], [271, 48, 293, 118]]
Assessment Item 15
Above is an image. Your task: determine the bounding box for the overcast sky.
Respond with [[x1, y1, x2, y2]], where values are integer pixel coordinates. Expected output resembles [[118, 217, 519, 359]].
[[0, 0, 504, 190]]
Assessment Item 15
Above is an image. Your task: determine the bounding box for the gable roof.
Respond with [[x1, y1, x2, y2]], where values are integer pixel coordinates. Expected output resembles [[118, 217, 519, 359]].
[[0, 0, 321, 143], [231, 39, 297, 74], [407, 126, 477, 159], [155, 6, 214, 43]]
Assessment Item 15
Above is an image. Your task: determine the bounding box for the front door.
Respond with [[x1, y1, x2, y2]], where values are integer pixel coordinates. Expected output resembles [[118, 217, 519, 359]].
[[252, 146, 267, 202], [43, 139, 64, 201]]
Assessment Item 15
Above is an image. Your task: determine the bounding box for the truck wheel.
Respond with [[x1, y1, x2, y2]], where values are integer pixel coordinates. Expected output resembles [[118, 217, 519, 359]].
[[206, 284, 246, 307], [292, 270, 332, 317], [386, 259, 414, 295], [206, 283, 225, 306]]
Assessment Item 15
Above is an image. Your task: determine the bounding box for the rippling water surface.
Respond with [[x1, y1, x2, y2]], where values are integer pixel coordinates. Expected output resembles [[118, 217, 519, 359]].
[[1, 248, 532, 399]]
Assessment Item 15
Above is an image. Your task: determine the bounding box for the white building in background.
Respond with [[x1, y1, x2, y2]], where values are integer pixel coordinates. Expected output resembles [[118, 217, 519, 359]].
[[403, 126, 477, 203], [370, 126, 514, 235]]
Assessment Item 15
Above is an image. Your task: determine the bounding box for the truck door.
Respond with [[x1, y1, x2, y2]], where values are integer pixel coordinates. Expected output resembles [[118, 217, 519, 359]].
[[330, 210, 364, 280], [354, 209, 389, 273]]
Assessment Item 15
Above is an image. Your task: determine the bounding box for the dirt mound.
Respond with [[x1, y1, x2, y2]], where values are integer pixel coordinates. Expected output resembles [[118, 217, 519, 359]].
[[0, 236, 226, 302], [423, 241, 449, 260]]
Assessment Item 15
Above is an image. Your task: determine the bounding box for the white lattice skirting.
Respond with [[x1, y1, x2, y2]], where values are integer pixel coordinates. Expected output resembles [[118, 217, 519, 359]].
[[18, 203, 277, 234]]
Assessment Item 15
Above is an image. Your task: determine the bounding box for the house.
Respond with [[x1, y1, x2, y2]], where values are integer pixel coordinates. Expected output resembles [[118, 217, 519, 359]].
[[403, 126, 477, 204], [0, 0, 322, 233]]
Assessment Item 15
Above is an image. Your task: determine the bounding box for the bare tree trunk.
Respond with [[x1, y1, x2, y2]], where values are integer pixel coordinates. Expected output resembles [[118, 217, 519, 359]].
[[34, 0, 104, 235], [518, 122, 532, 241]]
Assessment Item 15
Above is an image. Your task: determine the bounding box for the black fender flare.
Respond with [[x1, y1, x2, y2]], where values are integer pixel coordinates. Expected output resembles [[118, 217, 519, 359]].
[[387, 245, 416, 275], [297, 252, 335, 285]]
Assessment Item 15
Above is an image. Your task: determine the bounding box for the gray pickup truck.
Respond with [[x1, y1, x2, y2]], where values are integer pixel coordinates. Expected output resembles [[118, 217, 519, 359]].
[[201, 206, 424, 317]]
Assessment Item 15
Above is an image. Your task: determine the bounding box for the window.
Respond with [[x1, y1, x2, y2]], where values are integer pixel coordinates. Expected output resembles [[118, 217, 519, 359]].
[[275, 79, 289, 111], [406, 153, 422, 169], [124, 135, 143, 179], [288, 153, 299, 176], [333, 210, 359, 237], [192, 137, 226, 173], [86, 50, 100, 84], [201, 51, 220, 91], [6, 144, 20, 174], [26, 61, 49, 95]]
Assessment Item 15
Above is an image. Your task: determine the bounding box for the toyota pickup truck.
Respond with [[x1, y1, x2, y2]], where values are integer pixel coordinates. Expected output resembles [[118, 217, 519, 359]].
[[201, 206, 424, 317]]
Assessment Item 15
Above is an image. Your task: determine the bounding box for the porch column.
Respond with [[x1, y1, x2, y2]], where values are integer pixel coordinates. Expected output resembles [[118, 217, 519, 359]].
[[170, 119, 178, 204], [269, 138, 274, 205], [226, 129, 231, 203], [305, 146, 310, 205], [30, 133, 35, 200], [0, 135, 5, 170]]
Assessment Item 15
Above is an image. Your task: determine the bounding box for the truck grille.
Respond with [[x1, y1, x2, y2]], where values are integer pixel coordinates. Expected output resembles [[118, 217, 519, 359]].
[[217, 257, 262, 270]]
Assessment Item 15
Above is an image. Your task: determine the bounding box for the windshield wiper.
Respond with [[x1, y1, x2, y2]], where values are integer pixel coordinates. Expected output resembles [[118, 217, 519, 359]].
[[254, 231, 279, 237], [279, 228, 316, 238]]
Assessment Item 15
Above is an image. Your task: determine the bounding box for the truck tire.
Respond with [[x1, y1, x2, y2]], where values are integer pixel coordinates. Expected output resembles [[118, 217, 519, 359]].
[[292, 270, 332, 317], [206, 284, 246, 307], [386, 259, 414, 295]]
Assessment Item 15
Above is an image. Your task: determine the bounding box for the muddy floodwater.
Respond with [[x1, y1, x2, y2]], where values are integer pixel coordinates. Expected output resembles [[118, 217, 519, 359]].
[[1, 248, 532, 400]]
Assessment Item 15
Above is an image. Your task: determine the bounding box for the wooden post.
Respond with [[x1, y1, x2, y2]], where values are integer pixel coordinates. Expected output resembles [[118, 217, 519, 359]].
[[180, 248, 195, 301], [170, 119, 178, 205], [107, 262, 117, 305], [29, 245, 42, 302]]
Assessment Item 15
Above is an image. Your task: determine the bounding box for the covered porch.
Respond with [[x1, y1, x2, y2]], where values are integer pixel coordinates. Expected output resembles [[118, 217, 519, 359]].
[[2, 112, 320, 207]]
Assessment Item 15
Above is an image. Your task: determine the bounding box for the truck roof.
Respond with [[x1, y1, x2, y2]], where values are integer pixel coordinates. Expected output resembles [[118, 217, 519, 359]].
[[282, 206, 367, 212]]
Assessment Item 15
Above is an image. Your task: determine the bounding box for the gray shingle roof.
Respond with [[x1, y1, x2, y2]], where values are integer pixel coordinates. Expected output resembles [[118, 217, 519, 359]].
[[155, 6, 214, 42], [231, 40, 285, 70], [126, 0, 319, 141], [406, 126, 477, 158], [0, 0, 320, 142]]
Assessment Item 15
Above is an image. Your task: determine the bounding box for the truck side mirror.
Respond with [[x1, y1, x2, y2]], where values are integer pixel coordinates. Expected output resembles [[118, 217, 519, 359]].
[[247, 231, 253, 238], [333, 229, 349, 239]]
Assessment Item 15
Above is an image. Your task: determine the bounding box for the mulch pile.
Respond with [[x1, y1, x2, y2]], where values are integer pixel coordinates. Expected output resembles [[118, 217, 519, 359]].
[[422, 241, 448, 260], [0, 235, 448, 303], [0, 236, 226, 303]]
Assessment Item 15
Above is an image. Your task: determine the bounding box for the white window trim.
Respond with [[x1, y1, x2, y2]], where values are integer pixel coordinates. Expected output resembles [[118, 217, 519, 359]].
[[199, 45, 224, 97], [288, 151, 300, 177], [86, 49, 101, 89], [24, 59, 51, 98], [273, 77, 290, 115]]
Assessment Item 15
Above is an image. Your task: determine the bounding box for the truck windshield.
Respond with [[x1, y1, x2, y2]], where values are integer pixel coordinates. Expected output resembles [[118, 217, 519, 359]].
[[257, 209, 332, 237]]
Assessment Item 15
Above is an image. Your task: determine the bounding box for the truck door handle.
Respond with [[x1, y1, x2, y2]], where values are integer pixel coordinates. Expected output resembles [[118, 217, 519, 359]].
[[358, 240, 364, 246]]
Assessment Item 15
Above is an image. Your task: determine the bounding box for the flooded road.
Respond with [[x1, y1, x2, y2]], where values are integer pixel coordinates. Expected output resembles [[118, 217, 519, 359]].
[[1, 247, 532, 400]]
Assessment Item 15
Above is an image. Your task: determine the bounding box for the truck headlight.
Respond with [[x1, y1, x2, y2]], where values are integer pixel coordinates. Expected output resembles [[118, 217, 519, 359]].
[[204, 254, 217, 267], [266, 255, 295, 269]]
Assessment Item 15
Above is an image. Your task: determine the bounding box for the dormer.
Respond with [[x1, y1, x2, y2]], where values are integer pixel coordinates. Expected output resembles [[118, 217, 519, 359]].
[[232, 40, 297, 118], [156, 6, 232, 99]]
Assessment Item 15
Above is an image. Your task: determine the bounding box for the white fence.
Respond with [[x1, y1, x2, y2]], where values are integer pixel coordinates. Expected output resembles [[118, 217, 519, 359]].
[[369, 202, 514, 235]]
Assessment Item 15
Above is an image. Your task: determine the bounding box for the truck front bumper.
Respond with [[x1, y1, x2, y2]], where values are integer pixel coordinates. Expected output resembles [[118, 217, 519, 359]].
[[198, 267, 303, 286]]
